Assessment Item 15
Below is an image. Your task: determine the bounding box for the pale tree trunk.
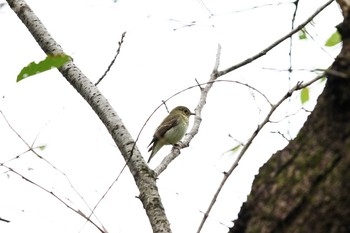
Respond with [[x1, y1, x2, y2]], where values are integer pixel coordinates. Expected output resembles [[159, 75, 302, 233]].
[[230, 1, 350, 233]]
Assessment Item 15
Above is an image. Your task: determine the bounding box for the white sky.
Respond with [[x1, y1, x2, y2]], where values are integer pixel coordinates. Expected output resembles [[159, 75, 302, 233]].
[[0, 0, 342, 233]]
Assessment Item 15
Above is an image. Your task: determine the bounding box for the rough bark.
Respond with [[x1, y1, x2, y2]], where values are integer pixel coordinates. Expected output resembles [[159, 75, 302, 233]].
[[229, 2, 350, 233]]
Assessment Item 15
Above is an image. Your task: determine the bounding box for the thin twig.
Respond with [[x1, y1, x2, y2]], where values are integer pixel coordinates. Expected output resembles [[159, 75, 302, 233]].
[[0, 110, 106, 232], [304, 27, 335, 58], [289, 0, 300, 76], [173, 1, 295, 30], [195, 78, 204, 91], [0, 217, 10, 223], [95, 32, 126, 86], [85, 166, 127, 226], [162, 101, 170, 113], [217, 0, 335, 76], [4, 165, 106, 233], [215, 1, 296, 15]]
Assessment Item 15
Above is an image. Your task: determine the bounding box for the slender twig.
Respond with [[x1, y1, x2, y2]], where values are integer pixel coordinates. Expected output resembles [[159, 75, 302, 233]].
[[217, 0, 335, 76], [0, 110, 106, 232], [195, 75, 324, 233], [196, 0, 214, 16], [304, 27, 335, 58], [262, 67, 325, 73], [195, 78, 204, 91], [162, 101, 170, 113], [216, 1, 296, 15], [85, 165, 127, 226], [285, 0, 300, 139], [289, 0, 300, 76], [271, 130, 292, 142], [269, 107, 308, 124], [95, 32, 126, 86], [4, 166, 106, 233], [173, 1, 295, 30], [0, 217, 10, 223]]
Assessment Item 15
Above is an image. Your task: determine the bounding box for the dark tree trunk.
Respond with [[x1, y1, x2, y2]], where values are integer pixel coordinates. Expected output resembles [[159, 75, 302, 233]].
[[229, 2, 350, 233]]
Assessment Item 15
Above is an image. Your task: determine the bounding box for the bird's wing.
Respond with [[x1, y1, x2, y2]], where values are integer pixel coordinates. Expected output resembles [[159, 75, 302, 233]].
[[154, 115, 179, 139], [147, 113, 179, 151], [147, 116, 178, 151]]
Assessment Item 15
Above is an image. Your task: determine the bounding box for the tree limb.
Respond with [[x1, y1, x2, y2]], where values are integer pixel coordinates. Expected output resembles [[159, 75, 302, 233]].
[[218, 0, 335, 76]]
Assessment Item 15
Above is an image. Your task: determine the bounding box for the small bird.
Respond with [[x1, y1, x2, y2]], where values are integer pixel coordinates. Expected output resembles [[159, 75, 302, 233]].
[[147, 106, 195, 163]]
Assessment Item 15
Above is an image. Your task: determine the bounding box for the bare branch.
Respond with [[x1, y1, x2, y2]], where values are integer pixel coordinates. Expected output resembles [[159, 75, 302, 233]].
[[0, 217, 10, 223], [4, 165, 107, 233], [95, 32, 126, 86], [217, 0, 335, 76], [85, 164, 128, 227], [288, 0, 300, 78], [0, 110, 106, 231], [270, 131, 292, 142], [195, 78, 204, 91]]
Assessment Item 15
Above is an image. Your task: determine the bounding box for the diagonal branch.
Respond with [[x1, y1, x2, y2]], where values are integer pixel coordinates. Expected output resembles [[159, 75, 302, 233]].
[[95, 31, 126, 86], [3, 165, 106, 233], [0, 110, 106, 232], [218, 0, 335, 76]]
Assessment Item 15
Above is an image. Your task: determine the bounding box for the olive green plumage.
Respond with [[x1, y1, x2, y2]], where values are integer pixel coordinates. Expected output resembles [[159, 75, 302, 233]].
[[147, 106, 195, 163]]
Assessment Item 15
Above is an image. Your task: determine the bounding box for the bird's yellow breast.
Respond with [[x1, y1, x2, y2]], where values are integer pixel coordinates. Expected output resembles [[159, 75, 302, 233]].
[[163, 115, 189, 144]]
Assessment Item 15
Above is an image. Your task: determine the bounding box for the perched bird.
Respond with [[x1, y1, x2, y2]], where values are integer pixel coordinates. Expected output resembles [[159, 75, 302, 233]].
[[147, 106, 195, 163]]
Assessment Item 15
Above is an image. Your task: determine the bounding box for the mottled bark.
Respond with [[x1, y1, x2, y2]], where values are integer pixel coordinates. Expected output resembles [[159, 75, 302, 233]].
[[230, 2, 350, 233]]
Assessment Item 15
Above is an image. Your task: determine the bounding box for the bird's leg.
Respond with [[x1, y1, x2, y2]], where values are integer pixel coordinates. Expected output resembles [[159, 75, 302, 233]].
[[172, 141, 184, 151]]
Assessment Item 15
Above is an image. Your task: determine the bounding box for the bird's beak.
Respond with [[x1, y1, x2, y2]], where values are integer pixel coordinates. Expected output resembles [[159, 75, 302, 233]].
[[191, 112, 196, 115]]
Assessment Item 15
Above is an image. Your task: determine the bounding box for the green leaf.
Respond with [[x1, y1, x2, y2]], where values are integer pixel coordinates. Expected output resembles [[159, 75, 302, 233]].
[[298, 28, 307, 40], [325, 31, 341, 47], [300, 87, 309, 104], [230, 144, 241, 152], [38, 145, 47, 151], [223, 144, 242, 155], [17, 54, 70, 82]]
